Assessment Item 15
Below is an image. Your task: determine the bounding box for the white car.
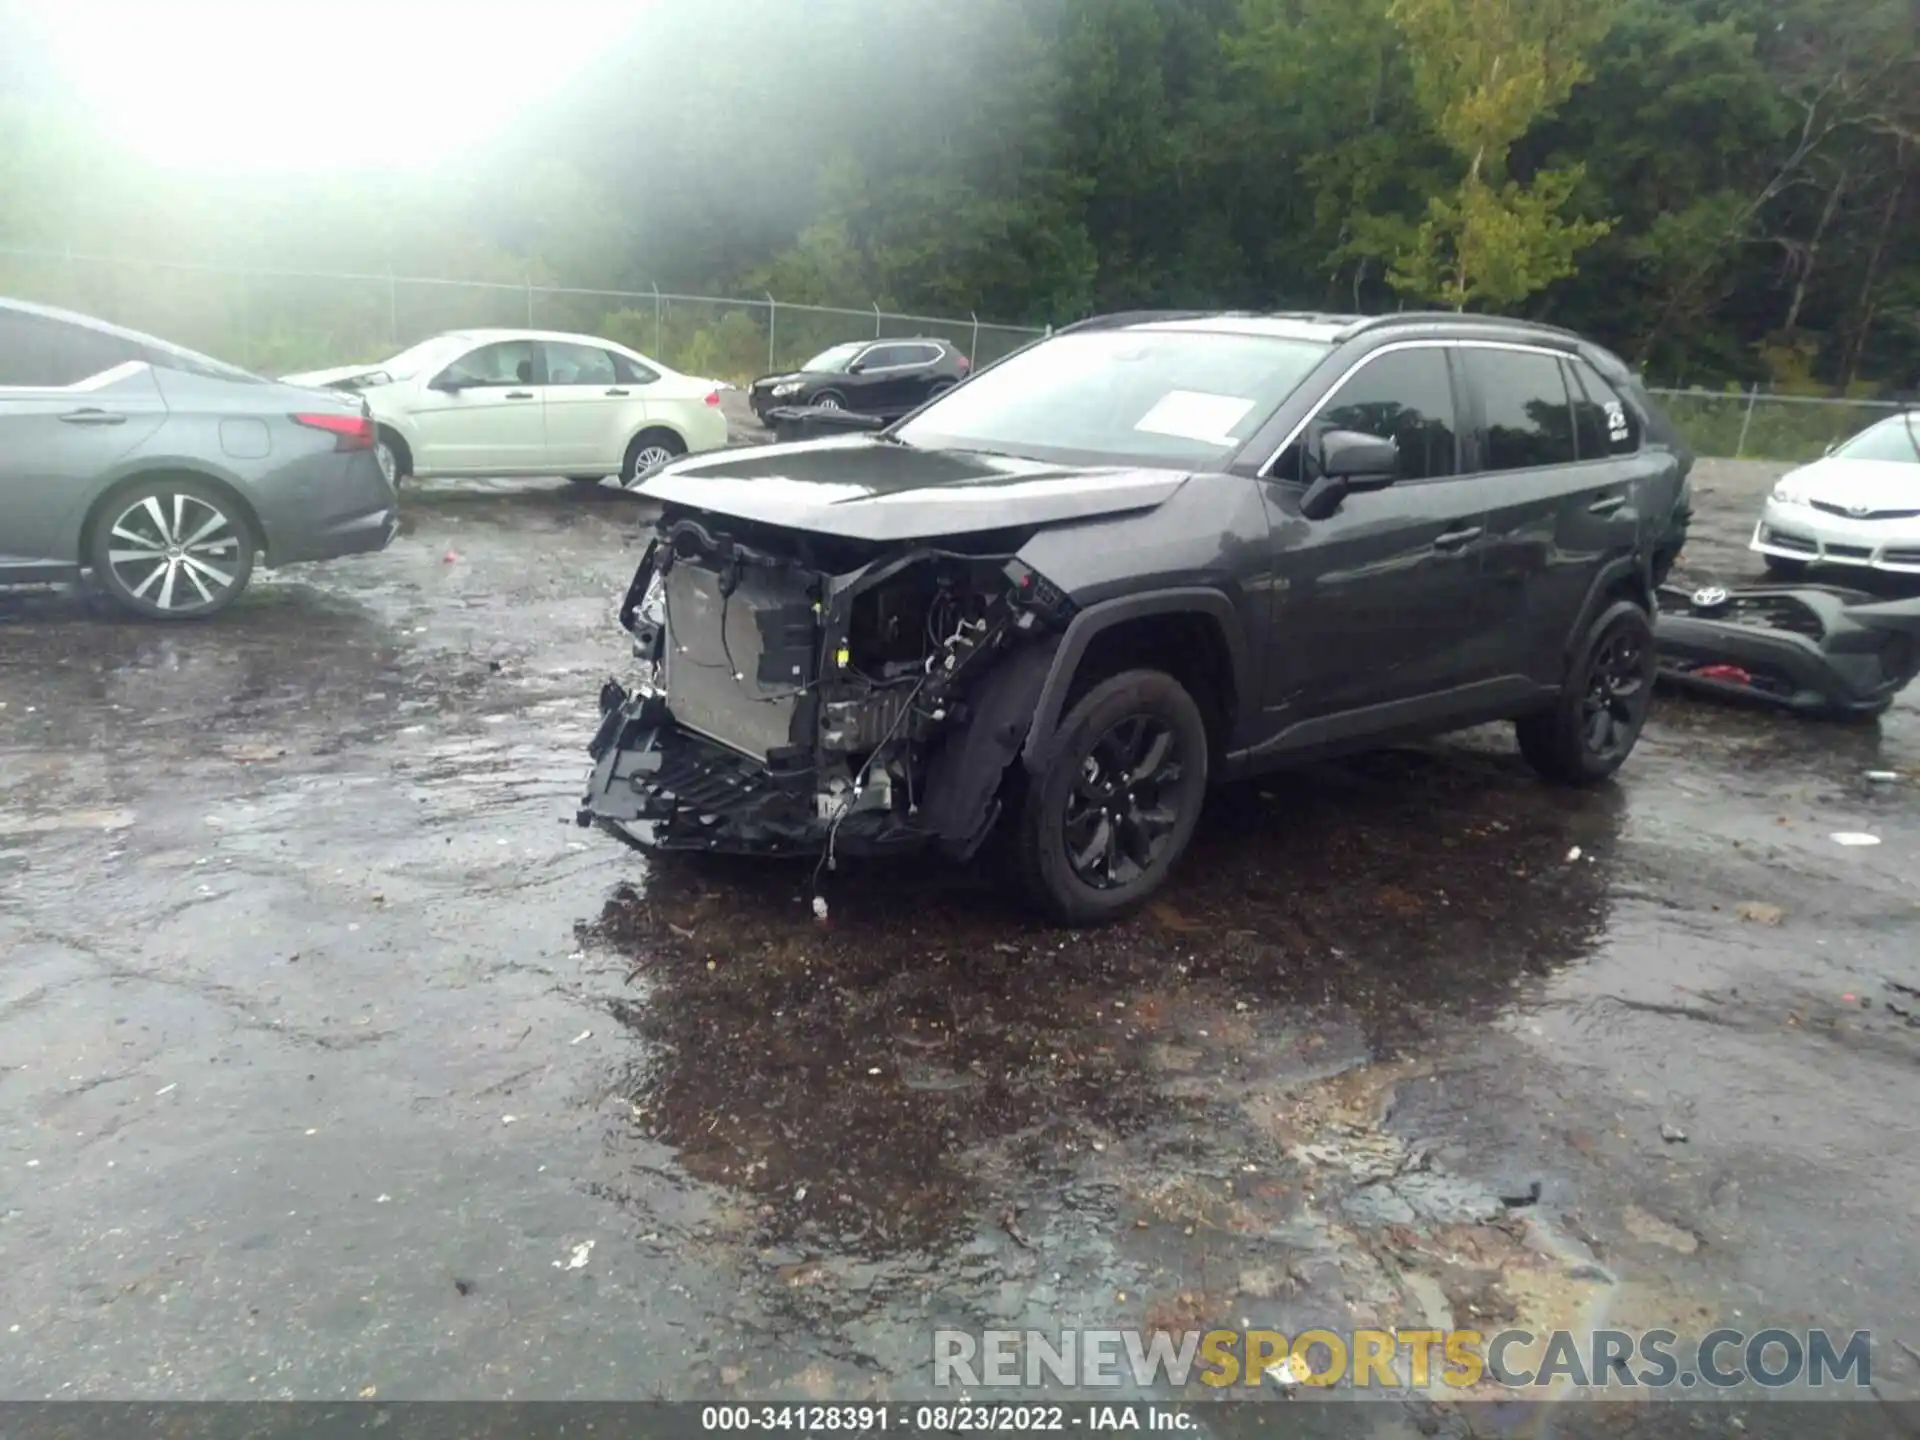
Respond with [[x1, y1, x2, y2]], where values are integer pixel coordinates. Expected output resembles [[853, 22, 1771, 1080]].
[[1752, 411, 1920, 578], [284, 329, 729, 488]]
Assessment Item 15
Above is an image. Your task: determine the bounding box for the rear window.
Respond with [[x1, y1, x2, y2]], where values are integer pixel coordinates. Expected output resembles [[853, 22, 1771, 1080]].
[[893, 329, 1332, 468], [1567, 356, 1640, 456]]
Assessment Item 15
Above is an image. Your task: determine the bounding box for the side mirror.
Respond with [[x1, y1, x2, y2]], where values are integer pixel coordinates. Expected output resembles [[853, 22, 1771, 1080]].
[[429, 372, 465, 393], [1299, 429, 1399, 521], [847, 360, 868, 375]]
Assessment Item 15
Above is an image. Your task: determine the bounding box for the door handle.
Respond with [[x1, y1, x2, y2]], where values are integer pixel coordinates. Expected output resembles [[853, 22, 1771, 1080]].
[[605, 388, 630, 397], [1433, 526, 1483, 550], [59, 408, 127, 426], [505, 391, 534, 399], [1588, 494, 1626, 515]]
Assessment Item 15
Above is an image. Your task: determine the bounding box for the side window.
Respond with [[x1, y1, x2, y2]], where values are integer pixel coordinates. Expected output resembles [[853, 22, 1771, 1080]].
[[544, 342, 618, 387], [441, 340, 535, 388], [898, 344, 942, 369], [1271, 347, 1460, 483], [0, 311, 146, 387], [612, 352, 659, 385], [1567, 357, 1641, 456], [858, 345, 903, 370], [1463, 348, 1577, 472]]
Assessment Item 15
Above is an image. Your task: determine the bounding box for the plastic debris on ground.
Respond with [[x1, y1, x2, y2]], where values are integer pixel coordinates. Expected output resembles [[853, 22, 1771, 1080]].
[[1830, 833, 1882, 847]]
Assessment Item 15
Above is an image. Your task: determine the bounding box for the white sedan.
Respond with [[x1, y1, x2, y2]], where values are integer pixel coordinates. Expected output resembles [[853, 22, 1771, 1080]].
[[284, 329, 729, 488], [1752, 411, 1920, 577]]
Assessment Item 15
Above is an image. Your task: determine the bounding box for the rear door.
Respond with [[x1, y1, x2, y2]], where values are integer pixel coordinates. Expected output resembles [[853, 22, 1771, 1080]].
[[1463, 345, 1648, 686], [1262, 343, 1494, 724], [879, 342, 946, 414], [540, 340, 643, 473], [0, 309, 168, 575], [844, 343, 906, 414], [409, 338, 544, 475]]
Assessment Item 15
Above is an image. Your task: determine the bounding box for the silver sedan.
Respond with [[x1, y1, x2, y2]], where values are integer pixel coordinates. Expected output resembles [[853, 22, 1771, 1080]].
[[1752, 411, 1920, 578], [0, 297, 398, 619]]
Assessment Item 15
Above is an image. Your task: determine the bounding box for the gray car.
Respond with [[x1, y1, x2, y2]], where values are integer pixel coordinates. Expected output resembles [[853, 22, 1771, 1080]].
[[0, 297, 398, 619]]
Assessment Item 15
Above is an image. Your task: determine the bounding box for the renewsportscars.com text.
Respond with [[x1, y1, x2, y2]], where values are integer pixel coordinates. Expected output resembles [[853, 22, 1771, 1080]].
[[933, 1327, 1874, 1391]]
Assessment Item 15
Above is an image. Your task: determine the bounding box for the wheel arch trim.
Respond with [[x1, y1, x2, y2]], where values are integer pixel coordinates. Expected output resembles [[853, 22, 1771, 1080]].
[[1019, 588, 1251, 771]]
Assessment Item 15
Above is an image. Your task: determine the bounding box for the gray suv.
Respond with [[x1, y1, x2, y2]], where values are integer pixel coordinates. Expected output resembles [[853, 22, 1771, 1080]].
[[0, 298, 398, 619]]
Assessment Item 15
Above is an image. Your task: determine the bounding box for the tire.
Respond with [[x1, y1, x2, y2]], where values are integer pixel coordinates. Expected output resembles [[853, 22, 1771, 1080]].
[[1013, 669, 1209, 925], [1763, 554, 1809, 579], [811, 390, 846, 411], [1516, 599, 1656, 785], [374, 429, 411, 485], [621, 429, 687, 487], [90, 476, 257, 620]]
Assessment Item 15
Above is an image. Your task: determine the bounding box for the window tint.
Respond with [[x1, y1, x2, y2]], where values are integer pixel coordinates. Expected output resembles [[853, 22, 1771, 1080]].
[[1567, 357, 1641, 456], [895, 344, 942, 368], [544, 342, 618, 387], [612, 351, 659, 385], [0, 310, 148, 387], [1464, 348, 1577, 471], [441, 340, 535, 387], [858, 345, 903, 369], [1271, 347, 1459, 483]]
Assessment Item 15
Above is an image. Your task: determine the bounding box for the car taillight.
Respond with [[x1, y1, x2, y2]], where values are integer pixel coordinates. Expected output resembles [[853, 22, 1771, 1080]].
[[704, 391, 721, 407], [293, 412, 375, 451], [957, 355, 971, 372]]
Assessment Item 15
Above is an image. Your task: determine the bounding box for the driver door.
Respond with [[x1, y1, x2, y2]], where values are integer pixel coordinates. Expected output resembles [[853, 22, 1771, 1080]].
[[409, 339, 545, 475], [1260, 344, 1495, 728]]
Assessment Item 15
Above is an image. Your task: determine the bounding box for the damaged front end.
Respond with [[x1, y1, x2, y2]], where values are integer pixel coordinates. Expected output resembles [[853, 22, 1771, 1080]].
[[1654, 582, 1920, 717], [577, 511, 1076, 859]]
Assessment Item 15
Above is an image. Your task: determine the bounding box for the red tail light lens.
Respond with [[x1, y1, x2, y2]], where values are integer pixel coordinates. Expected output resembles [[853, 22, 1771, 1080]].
[[293, 412, 375, 451], [704, 390, 721, 407], [957, 355, 971, 372]]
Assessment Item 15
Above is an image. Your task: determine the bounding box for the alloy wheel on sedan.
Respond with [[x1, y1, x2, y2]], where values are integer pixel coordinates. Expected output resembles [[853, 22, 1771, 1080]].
[[374, 440, 399, 486], [91, 481, 257, 619]]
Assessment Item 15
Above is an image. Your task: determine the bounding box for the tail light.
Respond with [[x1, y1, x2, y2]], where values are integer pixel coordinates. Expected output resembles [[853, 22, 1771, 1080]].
[[704, 391, 721, 407], [293, 412, 375, 451], [957, 355, 971, 372]]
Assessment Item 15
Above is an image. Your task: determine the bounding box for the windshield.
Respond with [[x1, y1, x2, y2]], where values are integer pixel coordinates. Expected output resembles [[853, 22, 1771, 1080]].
[[892, 329, 1333, 467], [801, 342, 864, 374], [1833, 413, 1920, 464], [376, 334, 471, 382]]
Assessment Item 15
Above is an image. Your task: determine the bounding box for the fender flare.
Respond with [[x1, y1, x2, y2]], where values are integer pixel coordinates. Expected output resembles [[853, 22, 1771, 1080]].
[[1565, 555, 1654, 666], [1019, 588, 1250, 771]]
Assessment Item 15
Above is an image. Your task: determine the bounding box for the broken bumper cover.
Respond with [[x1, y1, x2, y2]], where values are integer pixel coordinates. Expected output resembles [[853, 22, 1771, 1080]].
[[576, 682, 924, 856], [1653, 583, 1920, 715]]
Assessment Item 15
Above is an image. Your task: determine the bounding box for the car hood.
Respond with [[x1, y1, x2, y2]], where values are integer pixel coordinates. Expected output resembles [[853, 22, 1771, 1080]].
[[280, 362, 395, 391], [1790, 457, 1920, 510], [638, 436, 1191, 542]]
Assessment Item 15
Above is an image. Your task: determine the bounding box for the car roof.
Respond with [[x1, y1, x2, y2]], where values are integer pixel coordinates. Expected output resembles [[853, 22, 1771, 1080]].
[[2, 293, 184, 351]]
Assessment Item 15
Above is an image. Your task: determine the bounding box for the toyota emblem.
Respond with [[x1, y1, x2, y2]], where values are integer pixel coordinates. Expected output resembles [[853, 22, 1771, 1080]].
[[1691, 585, 1730, 608], [1847, 503, 1873, 517]]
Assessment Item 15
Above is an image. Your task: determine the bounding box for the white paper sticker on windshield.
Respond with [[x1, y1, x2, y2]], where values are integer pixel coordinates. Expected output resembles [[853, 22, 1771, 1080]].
[[1134, 390, 1257, 446]]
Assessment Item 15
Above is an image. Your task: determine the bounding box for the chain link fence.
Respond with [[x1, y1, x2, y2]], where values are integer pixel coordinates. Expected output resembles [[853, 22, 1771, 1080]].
[[5, 246, 1911, 460], [0, 246, 1045, 387]]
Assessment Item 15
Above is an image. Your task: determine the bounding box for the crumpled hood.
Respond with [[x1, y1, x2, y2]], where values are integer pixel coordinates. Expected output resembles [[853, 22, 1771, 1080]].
[[1787, 457, 1920, 512], [280, 362, 394, 390], [638, 435, 1191, 542]]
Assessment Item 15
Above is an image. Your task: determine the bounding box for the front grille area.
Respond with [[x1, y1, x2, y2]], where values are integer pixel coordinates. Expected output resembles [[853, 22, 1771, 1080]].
[[1811, 501, 1920, 521], [1827, 543, 1873, 559], [661, 562, 816, 760], [1763, 529, 1818, 553]]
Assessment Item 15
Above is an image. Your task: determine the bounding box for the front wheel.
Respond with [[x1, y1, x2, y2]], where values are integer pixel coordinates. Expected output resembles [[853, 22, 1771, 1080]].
[[1516, 599, 1656, 785], [1013, 669, 1209, 925], [90, 477, 257, 620], [811, 390, 846, 411]]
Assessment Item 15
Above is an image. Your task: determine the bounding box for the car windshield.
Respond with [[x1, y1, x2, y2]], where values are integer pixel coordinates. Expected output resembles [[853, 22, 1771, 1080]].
[[892, 328, 1334, 468], [801, 342, 865, 374], [376, 335, 471, 382], [1833, 414, 1920, 464]]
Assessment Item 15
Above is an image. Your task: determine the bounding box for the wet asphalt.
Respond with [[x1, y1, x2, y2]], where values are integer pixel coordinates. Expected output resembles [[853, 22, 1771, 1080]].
[[3, 453, 1919, 1408]]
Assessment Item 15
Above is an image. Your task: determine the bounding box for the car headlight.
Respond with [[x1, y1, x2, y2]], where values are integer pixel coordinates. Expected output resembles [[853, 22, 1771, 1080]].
[[1771, 476, 1808, 505], [771, 382, 802, 398]]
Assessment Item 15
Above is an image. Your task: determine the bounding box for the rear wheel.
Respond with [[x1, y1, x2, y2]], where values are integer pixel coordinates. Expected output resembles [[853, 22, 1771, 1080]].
[[621, 429, 686, 487], [1763, 554, 1809, 579], [90, 477, 256, 620], [1516, 600, 1655, 785], [1013, 669, 1209, 925]]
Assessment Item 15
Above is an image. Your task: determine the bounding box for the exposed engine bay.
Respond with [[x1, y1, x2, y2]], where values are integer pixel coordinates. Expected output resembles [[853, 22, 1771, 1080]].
[[1653, 581, 1920, 718], [577, 508, 1078, 859]]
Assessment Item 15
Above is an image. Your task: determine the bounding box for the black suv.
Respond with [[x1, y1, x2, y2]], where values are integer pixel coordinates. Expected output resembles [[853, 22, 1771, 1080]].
[[582, 311, 1694, 924], [748, 337, 970, 423]]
